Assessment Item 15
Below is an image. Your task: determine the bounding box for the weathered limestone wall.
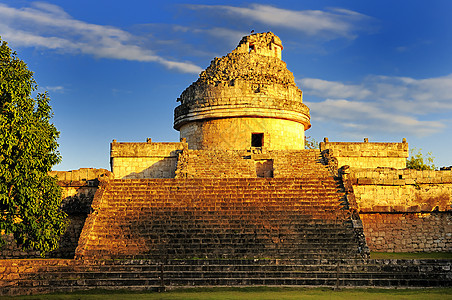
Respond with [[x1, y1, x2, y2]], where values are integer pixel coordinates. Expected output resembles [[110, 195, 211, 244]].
[[49, 168, 112, 258], [2, 258, 451, 295], [110, 140, 186, 179], [50, 168, 112, 182], [180, 117, 305, 150], [175, 149, 256, 178], [360, 213, 451, 252], [174, 32, 310, 151], [320, 139, 408, 169], [271, 150, 324, 177], [0, 233, 40, 259], [235, 31, 283, 59], [347, 167, 452, 252], [175, 149, 328, 179], [350, 169, 452, 212]]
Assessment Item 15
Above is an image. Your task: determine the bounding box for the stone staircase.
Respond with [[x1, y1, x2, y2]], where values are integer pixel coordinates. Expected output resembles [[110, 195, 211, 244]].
[[1, 150, 450, 296], [75, 178, 360, 259], [1, 258, 451, 296], [176, 149, 256, 178], [175, 149, 332, 179], [75, 149, 364, 260]]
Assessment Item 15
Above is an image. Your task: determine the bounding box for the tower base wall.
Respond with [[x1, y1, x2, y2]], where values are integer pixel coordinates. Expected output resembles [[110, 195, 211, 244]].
[[180, 117, 306, 150]]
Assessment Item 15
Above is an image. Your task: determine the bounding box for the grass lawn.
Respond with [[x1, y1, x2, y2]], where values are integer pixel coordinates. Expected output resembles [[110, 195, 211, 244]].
[[370, 252, 452, 259], [4, 287, 452, 300]]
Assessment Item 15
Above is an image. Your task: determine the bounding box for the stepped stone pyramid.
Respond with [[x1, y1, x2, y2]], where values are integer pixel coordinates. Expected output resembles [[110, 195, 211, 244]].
[[75, 32, 368, 260]]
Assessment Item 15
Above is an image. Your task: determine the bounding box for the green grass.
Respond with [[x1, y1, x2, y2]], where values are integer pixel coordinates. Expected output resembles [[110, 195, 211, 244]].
[[4, 287, 452, 300], [370, 252, 452, 259]]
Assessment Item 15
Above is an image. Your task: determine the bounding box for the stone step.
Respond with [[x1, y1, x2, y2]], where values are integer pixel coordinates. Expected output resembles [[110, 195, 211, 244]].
[[75, 172, 358, 260], [10, 277, 449, 292], [19, 269, 450, 282]]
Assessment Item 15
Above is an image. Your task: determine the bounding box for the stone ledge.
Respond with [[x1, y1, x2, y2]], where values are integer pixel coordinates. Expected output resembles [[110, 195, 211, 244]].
[[174, 105, 310, 130]]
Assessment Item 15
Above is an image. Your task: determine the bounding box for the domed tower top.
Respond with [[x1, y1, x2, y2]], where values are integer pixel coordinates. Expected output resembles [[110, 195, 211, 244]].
[[174, 32, 311, 150]]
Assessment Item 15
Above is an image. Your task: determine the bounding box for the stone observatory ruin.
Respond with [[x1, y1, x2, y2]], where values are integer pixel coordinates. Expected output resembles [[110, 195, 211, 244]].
[[2, 32, 450, 295], [75, 32, 370, 259], [174, 32, 310, 151], [71, 32, 449, 260]]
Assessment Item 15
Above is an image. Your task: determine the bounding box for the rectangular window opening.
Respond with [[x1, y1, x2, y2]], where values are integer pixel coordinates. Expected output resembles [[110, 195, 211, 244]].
[[251, 133, 264, 148]]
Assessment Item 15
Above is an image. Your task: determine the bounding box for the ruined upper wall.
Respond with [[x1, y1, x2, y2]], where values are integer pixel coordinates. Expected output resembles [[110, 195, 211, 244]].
[[174, 32, 310, 134], [110, 139, 186, 179], [320, 138, 409, 169], [341, 167, 452, 253], [235, 32, 283, 59], [349, 168, 452, 212], [50, 168, 111, 182]]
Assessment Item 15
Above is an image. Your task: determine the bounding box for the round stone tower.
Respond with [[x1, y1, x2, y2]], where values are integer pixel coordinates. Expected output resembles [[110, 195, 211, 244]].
[[174, 32, 311, 150]]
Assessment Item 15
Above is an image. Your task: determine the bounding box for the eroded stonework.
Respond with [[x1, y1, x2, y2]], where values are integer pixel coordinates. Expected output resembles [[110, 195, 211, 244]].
[[174, 32, 310, 150]]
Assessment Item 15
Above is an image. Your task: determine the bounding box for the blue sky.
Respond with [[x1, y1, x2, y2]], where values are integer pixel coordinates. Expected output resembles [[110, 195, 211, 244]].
[[1, 0, 451, 170]]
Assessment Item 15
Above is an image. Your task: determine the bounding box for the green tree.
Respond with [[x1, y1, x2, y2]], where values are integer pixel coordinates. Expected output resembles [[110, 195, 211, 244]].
[[406, 147, 436, 170], [0, 38, 67, 256], [304, 135, 319, 149]]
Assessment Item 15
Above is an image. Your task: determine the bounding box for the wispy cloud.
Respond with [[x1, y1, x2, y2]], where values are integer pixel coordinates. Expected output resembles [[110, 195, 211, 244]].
[[173, 25, 247, 46], [186, 4, 375, 40], [300, 74, 452, 137], [44, 85, 65, 93], [0, 2, 202, 74], [305, 99, 444, 136], [301, 78, 371, 99]]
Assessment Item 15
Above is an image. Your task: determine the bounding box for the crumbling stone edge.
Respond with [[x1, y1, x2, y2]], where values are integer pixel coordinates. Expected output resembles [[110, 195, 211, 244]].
[[321, 149, 370, 259], [339, 165, 371, 259], [74, 178, 110, 259]]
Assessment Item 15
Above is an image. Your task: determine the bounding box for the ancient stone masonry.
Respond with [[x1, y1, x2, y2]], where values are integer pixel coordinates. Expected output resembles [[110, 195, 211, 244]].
[[2, 31, 451, 294], [110, 139, 186, 179], [0, 234, 40, 259], [75, 177, 363, 260], [349, 168, 452, 212], [360, 213, 451, 252], [349, 168, 452, 252], [174, 32, 310, 151], [75, 147, 370, 260], [2, 258, 451, 296], [317, 137, 451, 252], [47, 168, 112, 258], [174, 150, 256, 179], [175, 149, 343, 179], [320, 138, 409, 169]]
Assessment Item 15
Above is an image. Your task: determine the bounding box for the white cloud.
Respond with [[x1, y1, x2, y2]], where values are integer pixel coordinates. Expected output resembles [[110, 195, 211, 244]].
[[302, 74, 452, 111], [172, 25, 247, 49], [0, 3, 202, 74], [187, 4, 374, 40], [44, 86, 65, 93], [300, 78, 371, 99], [306, 99, 444, 136], [301, 74, 452, 137]]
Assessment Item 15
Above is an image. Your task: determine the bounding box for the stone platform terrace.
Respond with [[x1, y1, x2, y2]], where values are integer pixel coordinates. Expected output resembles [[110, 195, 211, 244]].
[[74, 150, 367, 260], [1, 258, 451, 296]]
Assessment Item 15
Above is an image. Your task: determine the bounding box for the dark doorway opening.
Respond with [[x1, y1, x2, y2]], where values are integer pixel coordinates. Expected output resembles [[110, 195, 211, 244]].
[[256, 159, 274, 178], [251, 133, 264, 147]]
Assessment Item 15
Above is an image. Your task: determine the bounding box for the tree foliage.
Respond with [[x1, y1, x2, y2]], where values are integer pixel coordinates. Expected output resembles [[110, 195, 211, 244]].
[[304, 136, 319, 149], [406, 147, 436, 170], [0, 38, 67, 255]]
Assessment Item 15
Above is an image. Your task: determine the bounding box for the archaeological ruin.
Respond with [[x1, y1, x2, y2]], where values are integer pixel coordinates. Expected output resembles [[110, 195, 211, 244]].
[[1, 32, 451, 295]]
